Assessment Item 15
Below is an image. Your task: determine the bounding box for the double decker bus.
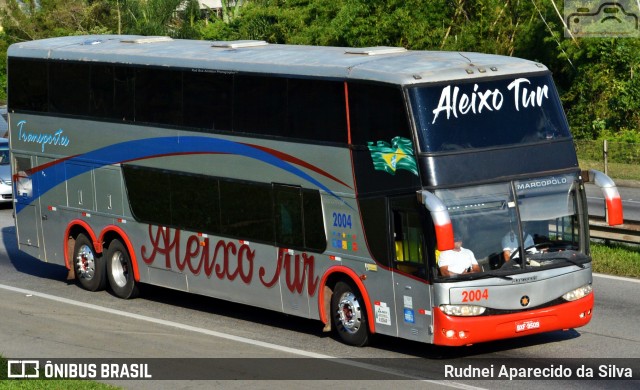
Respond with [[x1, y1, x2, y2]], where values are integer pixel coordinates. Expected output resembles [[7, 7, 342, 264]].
[[7, 35, 623, 347]]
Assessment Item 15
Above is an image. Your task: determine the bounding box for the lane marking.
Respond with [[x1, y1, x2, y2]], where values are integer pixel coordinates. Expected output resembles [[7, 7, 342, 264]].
[[0, 282, 481, 389], [593, 273, 640, 284]]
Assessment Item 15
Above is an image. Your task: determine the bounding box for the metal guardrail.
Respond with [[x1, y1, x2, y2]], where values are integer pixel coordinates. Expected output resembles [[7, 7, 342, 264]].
[[589, 216, 640, 244]]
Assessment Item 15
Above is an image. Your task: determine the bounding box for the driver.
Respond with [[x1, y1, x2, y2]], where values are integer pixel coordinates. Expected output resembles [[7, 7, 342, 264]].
[[502, 229, 535, 262]]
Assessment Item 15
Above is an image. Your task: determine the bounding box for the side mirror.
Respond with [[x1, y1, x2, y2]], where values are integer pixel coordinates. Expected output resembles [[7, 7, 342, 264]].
[[583, 169, 623, 226], [418, 191, 454, 251]]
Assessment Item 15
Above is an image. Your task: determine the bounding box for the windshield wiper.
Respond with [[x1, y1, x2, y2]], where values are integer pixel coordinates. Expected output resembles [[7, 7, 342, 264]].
[[481, 271, 513, 280]]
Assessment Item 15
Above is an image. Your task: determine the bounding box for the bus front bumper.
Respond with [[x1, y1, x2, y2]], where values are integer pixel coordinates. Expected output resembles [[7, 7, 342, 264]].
[[432, 293, 594, 346]]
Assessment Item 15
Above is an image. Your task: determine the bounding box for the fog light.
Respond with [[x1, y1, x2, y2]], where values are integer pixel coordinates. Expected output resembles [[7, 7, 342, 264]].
[[445, 329, 455, 338], [458, 331, 467, 338]]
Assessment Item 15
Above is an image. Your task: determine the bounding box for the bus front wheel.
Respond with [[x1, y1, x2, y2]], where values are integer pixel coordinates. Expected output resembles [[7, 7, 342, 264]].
[[106, 239, 139, 299], [331, 281, 369, 346], [73, 233, 106, 292]]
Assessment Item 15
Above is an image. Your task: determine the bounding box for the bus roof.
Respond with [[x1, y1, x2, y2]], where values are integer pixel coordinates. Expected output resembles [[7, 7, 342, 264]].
[[8, 35, 547, 85]]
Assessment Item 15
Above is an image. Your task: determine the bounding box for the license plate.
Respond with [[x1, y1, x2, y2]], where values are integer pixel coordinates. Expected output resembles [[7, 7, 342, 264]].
[[515, 319, 540, 333]]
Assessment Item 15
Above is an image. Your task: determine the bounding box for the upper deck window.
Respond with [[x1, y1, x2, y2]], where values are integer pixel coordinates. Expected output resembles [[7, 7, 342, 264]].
[[409, 74, 571, 153]]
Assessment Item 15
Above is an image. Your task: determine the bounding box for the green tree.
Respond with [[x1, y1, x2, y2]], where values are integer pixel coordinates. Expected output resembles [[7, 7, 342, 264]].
[[119, 0, 200, 38]]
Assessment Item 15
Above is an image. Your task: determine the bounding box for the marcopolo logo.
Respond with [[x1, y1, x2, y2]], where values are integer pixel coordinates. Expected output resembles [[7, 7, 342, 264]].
[[565, 0, 640, 37]]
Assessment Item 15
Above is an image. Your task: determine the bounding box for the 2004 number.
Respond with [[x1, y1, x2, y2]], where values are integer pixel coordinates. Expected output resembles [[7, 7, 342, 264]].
[[461, 289, 489, 302], [332, 212, 352, 229]]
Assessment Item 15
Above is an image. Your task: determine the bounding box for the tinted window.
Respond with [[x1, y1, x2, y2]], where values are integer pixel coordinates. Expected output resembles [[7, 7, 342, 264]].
[[349, 83, 411, 146], [8, 58, 48, 112], [123, 166, 171, 226], [358, 197, 389, 265], [90, 64, 116, 118], [274, 185, 304, 248], [301, 189, 326, 251], [50, 62, 90, 115], [234, 75, 287, 135], [409, 74, 571, 152], [135, 68, 182, 125], [9, 58, 347, 146], [170, 173, 220, 233], [123, 165, 326, 251], [219, 180, 274, 242], [113, 66, 136, 121], [287, 79, 347, 143], [183, 71, 233, 131]]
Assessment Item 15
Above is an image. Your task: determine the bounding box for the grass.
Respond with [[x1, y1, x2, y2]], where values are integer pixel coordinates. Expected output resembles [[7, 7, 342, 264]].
[[0, 357, 118, 389], [578, 159, 640, 182], [591, 241, 640, 278]]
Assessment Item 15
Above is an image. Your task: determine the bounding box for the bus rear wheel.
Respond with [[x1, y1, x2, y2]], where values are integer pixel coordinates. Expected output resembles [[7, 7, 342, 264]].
[[73, 233, 106, 291], [106, 239, 139, 299], [331, 281, 369, 346]]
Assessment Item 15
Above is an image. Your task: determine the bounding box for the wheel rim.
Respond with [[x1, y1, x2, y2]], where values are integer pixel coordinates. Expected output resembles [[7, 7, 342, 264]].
[[76, 244, 95, 280], [110, 251, 128, 288], [336, 291, 363, 334]]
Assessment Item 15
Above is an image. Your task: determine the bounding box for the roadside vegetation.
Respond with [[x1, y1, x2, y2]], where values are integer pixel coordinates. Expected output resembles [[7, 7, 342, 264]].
[[591, 242, 640, 278]]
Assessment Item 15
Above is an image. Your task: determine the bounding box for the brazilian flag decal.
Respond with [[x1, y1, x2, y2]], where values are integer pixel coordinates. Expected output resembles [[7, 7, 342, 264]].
[[367, 136, 419, 176]]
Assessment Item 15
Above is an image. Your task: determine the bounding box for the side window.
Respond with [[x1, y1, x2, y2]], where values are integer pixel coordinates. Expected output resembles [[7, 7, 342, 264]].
[[122, 165, 171, 226], [183, 71, 233, 131], [358, 196, 389, 266], [274, 184, 304, 248], [273, 185, 327, 252], [234, 75, 287, 135], [113, 66, 136, 122], [90, 64, 116, 119], [391, 197, 429, 278], [123, 165, 326, 251], [219, 180, 274, 242], [170, 173, 220, 233], [348, 82, 411, 146], [8, 58, 48, 112], [287, 79, 347, 143], [50, 61, 90, 116], [301, 189, 326, 251], [135, 68, 182, 125]]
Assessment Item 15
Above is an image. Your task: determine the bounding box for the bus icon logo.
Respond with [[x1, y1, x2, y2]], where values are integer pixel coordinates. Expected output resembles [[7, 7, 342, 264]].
[[565, 1, 640, 37], [7, 360, 40, 378]]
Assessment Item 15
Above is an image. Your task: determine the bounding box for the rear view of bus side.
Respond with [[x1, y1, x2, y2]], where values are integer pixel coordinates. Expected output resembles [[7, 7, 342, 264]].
[[7, 36, 623, 347]]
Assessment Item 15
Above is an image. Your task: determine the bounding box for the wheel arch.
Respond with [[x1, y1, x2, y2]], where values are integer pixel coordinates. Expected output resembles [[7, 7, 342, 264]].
[[318, 265, 376, 334], [64, 220, 99, 271], [99, 225, 141, 282]]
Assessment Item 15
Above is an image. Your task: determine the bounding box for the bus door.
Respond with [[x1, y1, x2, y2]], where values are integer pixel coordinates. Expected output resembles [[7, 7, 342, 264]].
[[13, 154, 40, 254], [36, 156, 67, 262], [390, 197, 434, 342]]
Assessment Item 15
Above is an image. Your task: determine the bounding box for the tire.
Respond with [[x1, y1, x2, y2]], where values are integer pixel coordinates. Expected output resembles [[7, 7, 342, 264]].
[[331, 281, 369, 346], [106, 239, 139, 299], [73, 233, 106, 291]]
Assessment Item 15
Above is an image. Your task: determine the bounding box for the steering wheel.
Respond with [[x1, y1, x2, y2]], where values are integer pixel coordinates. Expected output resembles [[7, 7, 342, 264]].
[[509, 243, 547, 261]]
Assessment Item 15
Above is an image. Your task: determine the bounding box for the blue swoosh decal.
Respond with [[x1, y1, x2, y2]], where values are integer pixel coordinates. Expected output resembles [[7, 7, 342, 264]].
[[15, 136, 352, 213]]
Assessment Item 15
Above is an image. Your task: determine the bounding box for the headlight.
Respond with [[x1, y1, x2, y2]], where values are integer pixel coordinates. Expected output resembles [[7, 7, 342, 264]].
[[439, 304, 486, 316], [562, 284, 592, 301]]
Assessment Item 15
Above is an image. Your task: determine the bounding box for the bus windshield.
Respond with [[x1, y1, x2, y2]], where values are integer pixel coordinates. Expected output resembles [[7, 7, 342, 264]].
[[434, 173, 587, 279], [409, 74, 571, 153]]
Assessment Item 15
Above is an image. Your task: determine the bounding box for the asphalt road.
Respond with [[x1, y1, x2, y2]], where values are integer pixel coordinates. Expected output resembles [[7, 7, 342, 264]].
[[0, 205, 638, 389]]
